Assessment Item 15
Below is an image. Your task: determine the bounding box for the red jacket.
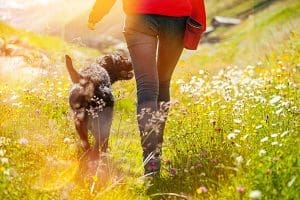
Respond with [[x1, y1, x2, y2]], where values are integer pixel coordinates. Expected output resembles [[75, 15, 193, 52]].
[[89, 0, 206, 31]]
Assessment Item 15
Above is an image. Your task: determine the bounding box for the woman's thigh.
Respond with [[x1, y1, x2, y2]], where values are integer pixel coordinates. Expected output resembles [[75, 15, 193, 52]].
[[123, 15, 160, 103], [157, 16, 187, 83]]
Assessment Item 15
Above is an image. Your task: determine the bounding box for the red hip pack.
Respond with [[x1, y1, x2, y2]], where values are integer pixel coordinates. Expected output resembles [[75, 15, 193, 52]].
[[183, 18, 204, 50]]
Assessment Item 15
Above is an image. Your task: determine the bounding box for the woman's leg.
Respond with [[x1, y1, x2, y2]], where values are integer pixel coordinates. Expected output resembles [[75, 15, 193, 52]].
[[156, 16, 187, 148], [123, 15, 186, 175], [123, 26, 160, 161]]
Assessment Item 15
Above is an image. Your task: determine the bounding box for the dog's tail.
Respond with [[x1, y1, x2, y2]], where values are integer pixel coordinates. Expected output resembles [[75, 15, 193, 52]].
[[65, 55, 81, 83]]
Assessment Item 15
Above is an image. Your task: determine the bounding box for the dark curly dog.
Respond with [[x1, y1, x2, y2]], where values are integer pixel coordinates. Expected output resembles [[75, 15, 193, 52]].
[[65, 53, 133, 160]]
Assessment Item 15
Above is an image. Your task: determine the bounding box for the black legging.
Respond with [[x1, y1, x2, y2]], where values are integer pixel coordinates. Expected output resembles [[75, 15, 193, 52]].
[[123, 14, 187, 159]]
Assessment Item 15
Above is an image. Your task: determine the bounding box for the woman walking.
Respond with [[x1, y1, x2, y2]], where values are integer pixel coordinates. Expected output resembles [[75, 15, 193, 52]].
[[88, 0, 206, 176]]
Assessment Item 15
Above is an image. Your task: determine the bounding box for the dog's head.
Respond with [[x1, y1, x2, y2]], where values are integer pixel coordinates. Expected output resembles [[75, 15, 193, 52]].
[[96, 53, 134, 83]]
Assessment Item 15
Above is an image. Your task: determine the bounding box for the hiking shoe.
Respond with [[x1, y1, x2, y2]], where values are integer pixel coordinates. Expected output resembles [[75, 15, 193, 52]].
[[144, 155, 161, 177]]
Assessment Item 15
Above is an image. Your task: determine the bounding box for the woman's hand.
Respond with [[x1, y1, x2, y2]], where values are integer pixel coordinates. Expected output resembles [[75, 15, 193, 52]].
[[88, 21, 96, 31], [87, 0, 117, 30]]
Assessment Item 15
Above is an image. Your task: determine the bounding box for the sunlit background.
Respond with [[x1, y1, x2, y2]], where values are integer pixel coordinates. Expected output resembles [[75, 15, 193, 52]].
[[0, 0, 124, 48]]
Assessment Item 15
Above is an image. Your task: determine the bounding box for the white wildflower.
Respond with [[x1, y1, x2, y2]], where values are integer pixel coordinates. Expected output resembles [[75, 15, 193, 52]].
[[235, 143, 241, 148], [198, 69, 205, 75], [247, 65, 256, 70], [69, 143, 77, 151], [236, 155, 244, 165], [19, 138, 29, 146], [12, 102, 23, 107], [271, 141, 279, 146], [63, 137, 71, 144], [246, 159, 251, 166], [253, 96, 267, 104], [1, 157, 8, 164], [249, 190, 262, 199], [208, 111, 215, 117], [259, 149, 267, 157], [10, 94, 19, 101], [277, 60, 283, 65], [220, 105, 227, 109], [256, 61, 263, 66], [256, 125, 263, 129], [288, 176, 297, 187], [281, 101, 289, 107], [3, 169, 10, 176], [269, 96, 281, 105], [0, 149, 5, 157], [180, 84, 191, 93], [275, 108, 283, 115], [243, 134, 249, 140], [281, 131, 289, 138], [275, 84, 286, 90], [234, 119, 242, 124], [260, 137, 269, 143], [234, 129, 241, 133], [227, 133, 237, 140], [271, 134, 278, 138]]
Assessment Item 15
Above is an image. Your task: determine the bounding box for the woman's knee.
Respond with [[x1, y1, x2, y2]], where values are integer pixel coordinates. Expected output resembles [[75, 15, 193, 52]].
[[136, 80, 159, 104]]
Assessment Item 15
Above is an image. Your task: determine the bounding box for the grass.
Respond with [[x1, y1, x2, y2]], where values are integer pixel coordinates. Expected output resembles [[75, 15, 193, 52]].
[[0, 0, 299, 199]]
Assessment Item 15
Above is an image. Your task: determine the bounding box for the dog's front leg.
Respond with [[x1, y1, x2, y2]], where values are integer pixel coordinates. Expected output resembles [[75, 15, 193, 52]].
[[75, 113, 90, 151]]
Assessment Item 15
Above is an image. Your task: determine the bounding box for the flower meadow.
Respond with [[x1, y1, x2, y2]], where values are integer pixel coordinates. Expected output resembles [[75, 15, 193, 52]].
[[0, 32, 299, 199], [157, 52, 300, 199]]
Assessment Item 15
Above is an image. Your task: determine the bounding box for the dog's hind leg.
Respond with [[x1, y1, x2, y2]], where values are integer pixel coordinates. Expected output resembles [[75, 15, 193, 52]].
[[88, 106, 113, 160]]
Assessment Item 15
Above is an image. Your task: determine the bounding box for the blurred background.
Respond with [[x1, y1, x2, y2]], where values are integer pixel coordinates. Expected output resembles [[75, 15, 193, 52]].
[[1, 0, 299, 83], [0, 0, 124, 49]]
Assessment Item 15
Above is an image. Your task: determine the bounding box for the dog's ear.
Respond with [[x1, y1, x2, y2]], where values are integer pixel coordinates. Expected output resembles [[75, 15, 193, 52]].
[[65, 55, 81, 83]]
